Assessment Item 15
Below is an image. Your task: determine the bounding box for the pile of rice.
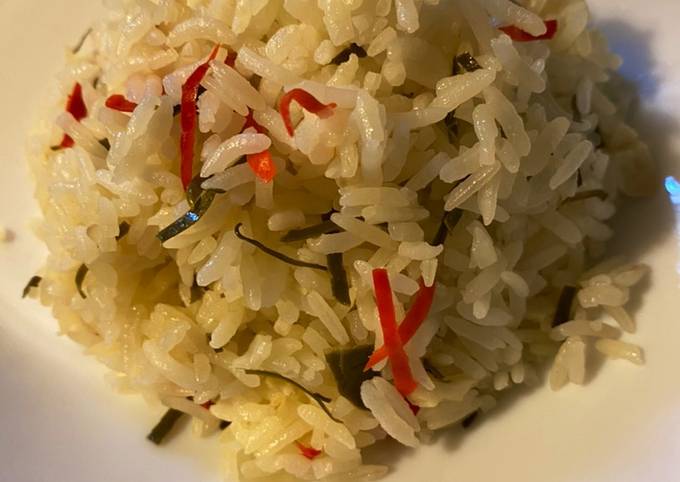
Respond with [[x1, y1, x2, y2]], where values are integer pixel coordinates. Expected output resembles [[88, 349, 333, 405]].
[[27, 0, 655, 480]]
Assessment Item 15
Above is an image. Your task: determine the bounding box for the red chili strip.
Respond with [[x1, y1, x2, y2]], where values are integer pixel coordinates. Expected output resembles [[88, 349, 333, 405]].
[[407, 400, 420, 416], [105, 94, 138, 113], [225, 50, 238, 68], [180, 45, 220, 190], [371, 269, 417, 397], [60, 82, 88, 148], [241, 109, 276, 183], [365, 280, 436, 371], [200, 400, 215, 410], [279, 88, 337, 137], [499, 19, 558, 42], [60, 135, 75, 149], [247, 150, 276, 183], [295, 441, 322, 460]]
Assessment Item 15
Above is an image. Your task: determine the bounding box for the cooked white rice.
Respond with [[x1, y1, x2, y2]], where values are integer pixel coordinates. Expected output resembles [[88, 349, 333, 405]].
[[27, 0, 655, 480]]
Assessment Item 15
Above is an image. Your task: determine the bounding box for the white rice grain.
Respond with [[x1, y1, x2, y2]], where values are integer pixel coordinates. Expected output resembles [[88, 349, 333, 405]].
[[549, 140, 594, 190], [307, 291, 350, 345], [444, 162, 501, 211], [360, 379, 419, 447], [167, 17, 236, 47], [331, 214, 395, 249], [201, 133, 271, 177], [595, 339, 644, 365]]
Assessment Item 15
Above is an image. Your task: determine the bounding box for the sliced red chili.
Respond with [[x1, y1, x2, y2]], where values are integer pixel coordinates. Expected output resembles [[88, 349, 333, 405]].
[[295, 441, 322, 460], [499, 19, 558, 42], [365, 280, 436, 371], [200, 400, 215, 410], [407, 400, 420, 416], [247, 150, 276, 183], [371, 269, 417, 397], [240, 109, 276, 183], [60, 136, 75, 149], [180, 45, 220, 190], [105, 94, 138, 113], [279, 88, 337, 137], [225, 50, 238, 68], [60, 82, 88, 148]]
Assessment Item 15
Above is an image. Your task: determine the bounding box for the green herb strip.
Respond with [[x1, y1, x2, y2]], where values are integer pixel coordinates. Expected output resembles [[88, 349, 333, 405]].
[[186, 175, 225, 208], [72, 27, 93, 55], [325, 345, 376, 409], [147, 408, 184, 445], [432, 209, 463, 246], [235, 224, 328, 271], [245, 369, 340, 423], [116, 221, 131, 241], [444, 112, 459, 142], [157, 190, 217, 243], [453, 52, 482, 75], [22, 276, 43, 298], [423, 358, 446, 381], [281, 220, 340, 243], [331, 43, 367, 65], [75, 264, 89, 298], [552, 285, 577, 328], [327, 253, 351, 306]]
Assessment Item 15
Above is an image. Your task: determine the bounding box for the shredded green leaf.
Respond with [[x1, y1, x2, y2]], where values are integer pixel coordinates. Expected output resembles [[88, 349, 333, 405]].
[[453, 52, 482, 75], [147, 408, 184, 445], [326, 346, 376, 409], [327, 253, 351, 306], [331, 43, 367, 65], [552, 286, 577, 327], [157, 190, 217, 243], [98, 138, 111, 151], [423, 358, 446, 381], [432, 209, 463, 246], [235, 224, 328, 271], [444, 112, 459, 142], [22, 276, 42, 299], [71, 27, 93, 54], [187, 175, 226, 208], [75, 264, 89, 298], [281, 220, 339, 243], [116, 221, 131, 241], [245, 369, 340, 423]]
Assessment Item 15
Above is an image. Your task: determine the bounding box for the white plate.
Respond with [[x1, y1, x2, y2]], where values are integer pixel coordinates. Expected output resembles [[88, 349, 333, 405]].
[[2, 1, 680, 481]]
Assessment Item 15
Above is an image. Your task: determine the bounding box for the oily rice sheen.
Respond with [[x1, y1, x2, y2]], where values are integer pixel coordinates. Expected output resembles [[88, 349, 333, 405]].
[[27, 0, 655, 480]]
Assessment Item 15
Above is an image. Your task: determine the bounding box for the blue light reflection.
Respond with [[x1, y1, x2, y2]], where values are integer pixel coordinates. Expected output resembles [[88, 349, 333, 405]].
[[664, 176, 680, 205]]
